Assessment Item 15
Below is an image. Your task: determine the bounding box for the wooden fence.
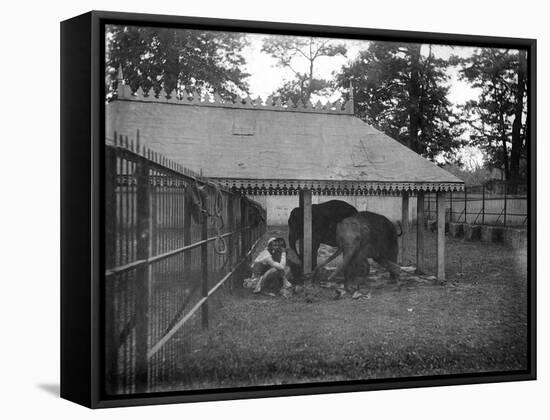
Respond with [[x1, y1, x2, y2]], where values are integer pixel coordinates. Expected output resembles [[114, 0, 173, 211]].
[[104, 131, 266, 395], [425, 181, 527, 227]]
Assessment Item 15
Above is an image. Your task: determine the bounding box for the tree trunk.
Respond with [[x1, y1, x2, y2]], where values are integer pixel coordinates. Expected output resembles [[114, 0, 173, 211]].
[[509, 50, 526, 183], [306, 59, 314, 102], [499, 110, 510, 180], [407, 44, 422, 153]]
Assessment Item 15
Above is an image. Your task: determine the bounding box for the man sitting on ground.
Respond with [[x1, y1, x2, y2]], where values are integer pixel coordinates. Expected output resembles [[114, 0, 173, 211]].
[[250, 237, 293, 294]]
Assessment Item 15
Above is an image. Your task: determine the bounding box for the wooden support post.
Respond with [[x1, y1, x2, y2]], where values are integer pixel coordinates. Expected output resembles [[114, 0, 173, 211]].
[[416, 191, 425, 274], [134, 156, 151, 393], [299, 188, 313, 274], [399, 192, 409, 265], [449, 191, 453, 223], [201, 211, 209, 329], [240, 197, 247, 257], [436, 191, 446, 282]]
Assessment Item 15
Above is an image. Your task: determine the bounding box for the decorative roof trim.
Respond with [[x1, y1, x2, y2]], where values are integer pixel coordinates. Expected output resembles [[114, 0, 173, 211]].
[[112, 84, 353, 115], [212, 178, 464, 195]]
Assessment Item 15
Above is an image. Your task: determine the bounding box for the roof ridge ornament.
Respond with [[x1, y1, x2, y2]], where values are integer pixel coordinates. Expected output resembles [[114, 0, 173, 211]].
[[114, 84, 354, 115]]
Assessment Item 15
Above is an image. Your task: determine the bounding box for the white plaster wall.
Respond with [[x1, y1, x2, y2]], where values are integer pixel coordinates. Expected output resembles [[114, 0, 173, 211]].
[[247, 194, 418, 226]]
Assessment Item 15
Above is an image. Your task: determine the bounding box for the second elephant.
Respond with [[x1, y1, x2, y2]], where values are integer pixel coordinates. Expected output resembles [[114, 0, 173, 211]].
[[318, 211, 402, 291]]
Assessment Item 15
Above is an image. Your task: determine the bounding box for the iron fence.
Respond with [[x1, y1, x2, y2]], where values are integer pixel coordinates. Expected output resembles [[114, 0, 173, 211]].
[[104, 131, 266, 395], [425, 180, 527, 227]]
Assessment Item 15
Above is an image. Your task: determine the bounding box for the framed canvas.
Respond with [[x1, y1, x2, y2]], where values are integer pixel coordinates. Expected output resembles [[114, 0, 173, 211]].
[[60, 10, 536, 408]]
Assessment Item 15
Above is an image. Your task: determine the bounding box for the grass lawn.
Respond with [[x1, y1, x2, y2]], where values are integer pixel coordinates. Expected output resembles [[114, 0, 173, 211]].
[[157, 225, 528, 392]]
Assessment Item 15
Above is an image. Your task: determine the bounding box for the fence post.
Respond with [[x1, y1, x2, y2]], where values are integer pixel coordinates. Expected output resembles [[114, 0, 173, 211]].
[[436, 191, 446, 282], [482, 184, 485, 225], [416, 190, 425, 274], [134, 153, 151, 393], [503, 184, 508, 226], [105, 145, 118, 394], [464, 187, 468, 224], [449, 190, 453, 223], [399, 191, 409, 265], [201, 214, 209, 329]]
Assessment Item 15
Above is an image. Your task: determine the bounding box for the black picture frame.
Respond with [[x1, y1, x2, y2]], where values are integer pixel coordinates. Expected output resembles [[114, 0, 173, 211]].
[[60, 10, 537, 408]]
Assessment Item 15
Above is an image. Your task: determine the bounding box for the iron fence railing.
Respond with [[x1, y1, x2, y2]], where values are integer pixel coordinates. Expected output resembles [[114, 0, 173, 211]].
[[104, 131, 266, 395], [425, 180, 527, 227]]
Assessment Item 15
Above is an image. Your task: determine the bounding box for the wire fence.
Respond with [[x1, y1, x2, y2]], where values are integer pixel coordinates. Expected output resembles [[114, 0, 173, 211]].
[[104, 131, 266, 395], [425, 180, 527, 227]]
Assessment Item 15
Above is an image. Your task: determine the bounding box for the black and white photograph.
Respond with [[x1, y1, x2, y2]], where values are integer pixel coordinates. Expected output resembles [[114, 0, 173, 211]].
[[101, 19, 533, 397]]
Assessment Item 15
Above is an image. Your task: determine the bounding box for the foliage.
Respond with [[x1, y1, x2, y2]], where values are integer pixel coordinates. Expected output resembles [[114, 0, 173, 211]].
[[442, 163, 495, 186], [262, 36, 347, 104], [106, 25, 250, 99], [458, 48, 527, 181], [336, 42, 465, 162]]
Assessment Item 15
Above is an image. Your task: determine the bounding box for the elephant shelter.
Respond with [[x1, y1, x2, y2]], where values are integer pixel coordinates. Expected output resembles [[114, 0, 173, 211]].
[[105, 79, 465, 393], [104, 133, 266, 394]]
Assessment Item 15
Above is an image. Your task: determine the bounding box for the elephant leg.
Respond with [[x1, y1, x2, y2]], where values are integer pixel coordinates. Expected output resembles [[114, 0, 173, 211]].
[[374, 258, 400, 282], [343, 258, 357, 292], [363, 257, 370, 282], [312, 242, 320, 270], [328, 244, 359, 285]]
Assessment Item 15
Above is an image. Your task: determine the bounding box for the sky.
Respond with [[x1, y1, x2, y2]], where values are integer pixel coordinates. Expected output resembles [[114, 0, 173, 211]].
[[240, 33, 484, 168], [241, 33, 480, 106]]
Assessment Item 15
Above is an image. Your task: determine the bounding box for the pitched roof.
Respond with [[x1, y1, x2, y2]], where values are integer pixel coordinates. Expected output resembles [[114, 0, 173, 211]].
[[107, 95, 464, 193]]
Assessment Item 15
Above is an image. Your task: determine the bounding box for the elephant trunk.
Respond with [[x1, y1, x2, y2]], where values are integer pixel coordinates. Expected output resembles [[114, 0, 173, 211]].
[[328, 246, 359, 282]]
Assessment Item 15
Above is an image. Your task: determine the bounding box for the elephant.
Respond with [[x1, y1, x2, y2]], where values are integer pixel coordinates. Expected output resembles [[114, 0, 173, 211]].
[[287, 200, 358, 270], [314, 211, 402, 291]]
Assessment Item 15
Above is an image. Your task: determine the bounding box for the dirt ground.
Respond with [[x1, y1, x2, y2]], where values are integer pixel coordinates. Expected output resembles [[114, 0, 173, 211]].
[[164, 225, 529, 392]]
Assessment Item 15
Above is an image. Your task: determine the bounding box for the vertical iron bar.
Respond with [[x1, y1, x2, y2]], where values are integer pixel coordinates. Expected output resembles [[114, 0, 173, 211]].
[[105, 145, 118, 394], [183, 182, 192, 286], [436, 191, 446, 282], [134, 155, 151, 393], [124, 137, 130, 265], [201, 216, 209, 329], [227, 195, 234, 272]]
